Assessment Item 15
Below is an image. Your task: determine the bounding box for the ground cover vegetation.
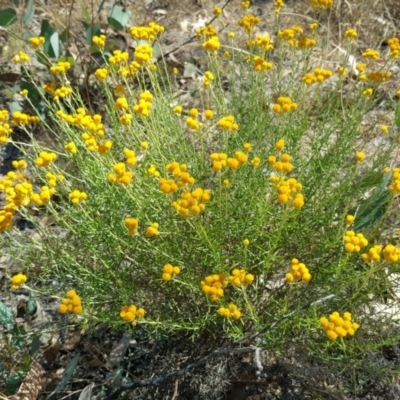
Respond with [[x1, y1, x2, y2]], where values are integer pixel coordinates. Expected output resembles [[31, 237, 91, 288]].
[[1, 0, 400, 397]]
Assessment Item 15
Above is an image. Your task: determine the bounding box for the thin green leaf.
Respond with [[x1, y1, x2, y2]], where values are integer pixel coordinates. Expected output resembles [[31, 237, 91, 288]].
[[82, 7, 91, 23], [0, 301, 14, 327], [0, 8, 17, 26], [49, 353, 80, 396], [50, 31, 60, 59], [395, 101, 400, 130], [353, 171, 392, 231], [22, 0, 35, 25]]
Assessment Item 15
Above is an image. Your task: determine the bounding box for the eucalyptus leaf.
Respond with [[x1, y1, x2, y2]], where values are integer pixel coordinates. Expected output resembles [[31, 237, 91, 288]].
[[29, 335, 41, 358], [10, 100, 23, 114], [109, 5, 130, 28], [27, 291, 37, 315], [107, 17, 123, 31], [49, 353, 80, 396], [85, 23, 101, 45], [6, 372, 24, 395], [0, 301, 14, 328], [23, 0, 35, 25], [0, 8, 17, 26], [50, 31, 60, 59]]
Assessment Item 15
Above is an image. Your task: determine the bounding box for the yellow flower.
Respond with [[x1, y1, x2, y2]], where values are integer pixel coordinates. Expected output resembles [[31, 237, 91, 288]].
[[202, 36, 220, 52], [69, 190, 87, 205], [243, 238, 250, 247], [381, 125, 389, 134], [173, 105, 183, 115], [12, 51, 30, 63], [36, 151, 56, 167], [204, 109, 214, 120], [92, 34, 106, 49], [11, 273, 27, 290], [346, 215, 355, 225], [344, 29, 357, 40], [125, 217, 138, 235], [29, 36, 45, 49], [355, 151, 365, 162], [145, 222, 160, 238], [213, 6, 222, 15]]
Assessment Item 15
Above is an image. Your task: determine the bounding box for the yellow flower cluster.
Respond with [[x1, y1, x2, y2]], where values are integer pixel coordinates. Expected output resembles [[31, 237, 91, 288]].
[[389, 169, 400, 193], [343, 231, 368, 253], [11, 273, 27, 290], [92, 34, 106, 49], [145, 222, 160, 238], [320, 312, 359, 341], [367, 71, 391, 83], [65, 141, 77, 154], [268, 153, 293, 173], [238, 14, 260, 34], [12, 51, 30, 63], [296, 36, 317, 49], [217, 115, 239, 132], [0, 109, 12, 144], [164, 162, 196, 188], [69, 190, 87, 205], [218, 303, 242, 319], [171, 187, 211, 217], [253, 56, 273, 72], [362, 48, 380, 60], [229, 268, 254, 286], [344, 29, 357, 40], [125, 217, 138, 235], [383, 244, 400, 262], [278, 25, 303, 45], [36, 151, 57, 167], [109, 50, 129, 65], [213, 6, 222, 16], [58, 290, 83, 314], [285, 258, 312, 282], [95, 67, 109, 81], [302, 68, 333, 85], [247, 35, 274, 51], [147, 164, 160, 177], [355, 151, 365, 162], [133, 90, 154, 117], [11, 111, 40, 126], [134, 44, 153, 65], [202, 36, 220, 52], [120, 304, 145, 326], [30, 186, 56, 206], [108, 163, 133, 186], [272, 96, 297, 114], [241, 1, 250, 9], [162, 264, 181, 281], [196, 25, 218, 39], [210, 150, 248, 171], [29, 36, 45, 49], [53, 86, 73, 101], [129, 22, 164, 42], [50, 61, 71, 75], [203, 71, 215, 88], [361, 245, 382, 262], [270, 176, 305, 208], [45, 172, 64, 187], [388, 37, 400, 59], [310, 0, 333, 8], [201, 273, 228, 301]]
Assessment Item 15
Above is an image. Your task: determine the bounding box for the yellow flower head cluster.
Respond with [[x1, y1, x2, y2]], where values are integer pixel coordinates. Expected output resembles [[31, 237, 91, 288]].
[[164, 162, 196, 188], [272, 97, 297, 114], [53, 86, 73, 101], [133, 90, 154, 117], [201, 273, 228, 301], [45, 172, 64, 187], [171, 187, 211, 217], [268, 153, 293, 173], [11, 111, 40, 126], [278, 25, 303, 45], [120, 304, 145, 326], [238, 14, 260, 34], [203, 71, 215, 88], [12, 51, 30, 63], [213, 6, 222, 16], [241, 1, 250, 9], [95, 67, 109, 81], [210, 150, 248, 171], [361, 245, 382, 262], [362, 48, 380, 60], [125, 217, 138, 235], [134, 44, 153, 65], [247, 35, 274, 51], [229, 268, 254, 286], [36, 151, 56, 167], [30, 186, 56, 206], [355, 151, 365, 162], [11, 273, 27, 290], [50, 61, 71, 75], [217, 115, 239, 132], [389, 168, 400, 193], [367, 71, 391, 83], [383, 244, 400, 262], [0, 109, 12, 144], [92, 34, 106, 49], [320, 312, 359, 341], [343, 230, 368, 253], [147, 164, 160, 177], [65, 141, 77, 154], [310, 0, 334, 8], [109, 50, 129, 65], [162, 263, 181, 281], [270, 176, 304, 208], [346, 214, 355, 225], [57, 108, 105, 135], [145, 222, 160, 238], [296, 35, 317, 49], [58, 290, 83, 314], [129, 22, 164, 42], [69, 190, 87, 205], [285, 258, 311, 282], [388, 37, 400, 59], [108, 163, 133, 186], [202, 36, 220, 52], [253, 56, 273, 72], [196, 25, 218, 39], [29, 36, 45, 49], [344, 29, 357, 40], [218, 303, 242, 319], [302, 68, 333, 85]]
